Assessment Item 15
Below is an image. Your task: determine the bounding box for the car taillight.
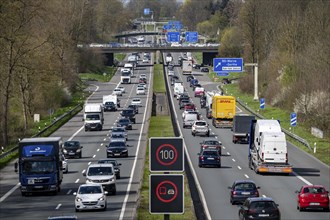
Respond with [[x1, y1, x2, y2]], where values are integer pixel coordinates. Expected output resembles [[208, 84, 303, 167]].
[[200, 156, 204, 161], [232, 191, 237, 195], [321, 194, 328, 198]]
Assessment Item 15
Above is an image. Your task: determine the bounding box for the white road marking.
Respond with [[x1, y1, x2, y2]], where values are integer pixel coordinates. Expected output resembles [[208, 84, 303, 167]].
[[93, 155, 96, 158], [262, 195, 266, 198], [292, 172, 312, 185], [227, 152, 230, 155], [100, 143, 103, 147], [244, 174, 249, 178], [88, 162, 91, 165], [223, 146, 226, 149], [238, 166, 241, 170], [75, 179, 79, 183], [0, 183, 20, 203], [232, 159, 236, 162], [103, 138, 107, 141], [55, 204, 62, 210], [97, 149, 100, 152], [67, 189, 72, 195], [82, 170, 85, 174]]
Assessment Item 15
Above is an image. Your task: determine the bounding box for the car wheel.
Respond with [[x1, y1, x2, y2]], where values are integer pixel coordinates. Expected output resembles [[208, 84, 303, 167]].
[[103, 205, 107, 211], [192, 132, 195, 136], [298, 204, 304, 212], [117, 175, 121, 179], [75, 208, 79, 212], [79, 153, 82, 158], [112, 189, 117, 195]]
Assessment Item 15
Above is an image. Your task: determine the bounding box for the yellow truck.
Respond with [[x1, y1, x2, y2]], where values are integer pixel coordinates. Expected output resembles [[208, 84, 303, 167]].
[[211, 95, 236, 128]]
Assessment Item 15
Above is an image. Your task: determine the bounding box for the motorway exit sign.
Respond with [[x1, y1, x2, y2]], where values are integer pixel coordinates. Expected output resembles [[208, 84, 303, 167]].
[[149, 138, 184, 172], [149, 174, 184, 214], [213, 58, 243, 72], [185, 32, 198, 43]]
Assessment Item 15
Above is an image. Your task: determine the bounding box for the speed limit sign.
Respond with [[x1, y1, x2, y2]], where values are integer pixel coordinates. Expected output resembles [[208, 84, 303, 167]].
[[149, 138, 184, 172]]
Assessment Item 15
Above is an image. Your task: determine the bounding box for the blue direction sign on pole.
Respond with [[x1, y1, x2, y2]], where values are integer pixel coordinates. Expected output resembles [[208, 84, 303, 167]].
[[167, 32, 180, 42], [260, 98, 265, 109], [213, 58, 243, 72], [290, 112, 297, 126], [216, 71, 229, 76], [144, 8, 150, 15], [185, 32, 198, 43]]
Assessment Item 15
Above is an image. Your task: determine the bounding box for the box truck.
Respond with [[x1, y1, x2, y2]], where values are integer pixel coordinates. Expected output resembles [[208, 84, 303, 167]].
[[84, 103, 104, 131], [211, 95, 236, 128]]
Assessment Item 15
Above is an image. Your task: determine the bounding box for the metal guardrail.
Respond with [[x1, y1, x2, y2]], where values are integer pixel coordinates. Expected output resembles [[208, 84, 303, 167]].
[[0, 104, 82, 160], [235, 97, 311, 150]]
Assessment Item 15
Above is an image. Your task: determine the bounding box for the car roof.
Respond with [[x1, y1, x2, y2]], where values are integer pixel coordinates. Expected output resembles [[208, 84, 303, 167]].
[[87, 163, 113, 168], [303, 185, 326, 188], [234, 180, 256, 184], [48, 216, 78, 220], [247, 197, 275, 202]]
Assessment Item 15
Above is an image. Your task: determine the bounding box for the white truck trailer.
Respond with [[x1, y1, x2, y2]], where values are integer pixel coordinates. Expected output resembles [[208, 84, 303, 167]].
[[84, 103, 104, 131]]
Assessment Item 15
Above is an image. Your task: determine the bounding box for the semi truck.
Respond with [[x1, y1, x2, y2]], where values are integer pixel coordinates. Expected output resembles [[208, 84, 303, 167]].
[[182, 60, 193, 75], [103, 94, 120, 112], [248, 119, 292, 174], [17, 137, 63, 196], [84, 103, 104, 131], [211, 95, 236, 128], [232, 115, 255, 144]]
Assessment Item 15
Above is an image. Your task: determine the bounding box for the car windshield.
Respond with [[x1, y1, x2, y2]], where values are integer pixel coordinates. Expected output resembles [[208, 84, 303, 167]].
[[123, 109, 133, 114], [79, 186, 102, 194], [133, 99, 140, 102], [119, 119, 129, 123], [112, 134, 125, 138], [109, 142, 126, 147], [87, 166, 113, 176], [195, 122, 206, 126], [203, 151, 218, 156], [112, 127, 125, 132], [64, 141, 79, 149], [235, 183, 257, 190], [105, 102, 114, 106], [250, 201, 277, 209], [204, 141, 220, 145], [303, 187, 326, 193], [86, 114, 100, 120]]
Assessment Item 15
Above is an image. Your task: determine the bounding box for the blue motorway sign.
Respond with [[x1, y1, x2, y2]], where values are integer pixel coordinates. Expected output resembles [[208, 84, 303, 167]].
[[144, 8, 150, 15], [168, 21, 182, 30], [213, 58, 243, 72], [216, 71, 229, 76], [260, 98, 265, 109], [290, 112, 297, 126], [167, 32, 180, 42], [185, 32, 198, 43]]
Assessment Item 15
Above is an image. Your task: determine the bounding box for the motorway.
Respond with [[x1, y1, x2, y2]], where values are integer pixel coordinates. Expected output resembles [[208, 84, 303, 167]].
[[166, 52, 330, 220], [0, 50, 329, 220], [0, 57, 154, 219]]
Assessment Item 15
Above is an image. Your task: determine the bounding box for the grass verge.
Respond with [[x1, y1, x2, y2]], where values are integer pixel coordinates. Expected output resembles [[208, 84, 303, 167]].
[[153, 64, 166, 93], [137, 116, 196, 220]]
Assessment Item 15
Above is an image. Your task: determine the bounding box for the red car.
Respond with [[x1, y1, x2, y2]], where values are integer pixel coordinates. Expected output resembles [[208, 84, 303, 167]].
[[296, 185, 329, 211], [184, 103, 196, 111]]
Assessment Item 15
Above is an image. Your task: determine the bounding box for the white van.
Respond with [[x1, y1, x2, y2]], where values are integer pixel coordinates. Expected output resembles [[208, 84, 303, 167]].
[[183, 111, 199, 128]]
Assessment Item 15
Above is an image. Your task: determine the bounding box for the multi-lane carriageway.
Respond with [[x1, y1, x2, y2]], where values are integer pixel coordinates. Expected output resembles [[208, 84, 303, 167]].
[[0, 51, 329, 220]]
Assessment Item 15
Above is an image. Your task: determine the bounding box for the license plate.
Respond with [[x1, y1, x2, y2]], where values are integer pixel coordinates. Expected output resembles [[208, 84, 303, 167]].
[[259, 214, 269, 217], [34, 186, 43, 189], [28, 179, 34, 184], [69, 153, 75, 155], [310, 203, 320, 205], [114, 153, 120, 156], [86, 206, 94, 209], [207, 158, 214, 160], [241, 192, 250, 195]]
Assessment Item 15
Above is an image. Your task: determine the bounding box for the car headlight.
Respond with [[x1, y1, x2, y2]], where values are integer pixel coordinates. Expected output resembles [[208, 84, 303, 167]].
[[122, 150, 128, 152], [86, 178, 92, 182], [76, 197, 82, 202], [98, 196, 105, 201], [63, 149, 67, 153], [107, 149, 113, 153], [110, 177, 115, 182], [76, 149, 81, 153]]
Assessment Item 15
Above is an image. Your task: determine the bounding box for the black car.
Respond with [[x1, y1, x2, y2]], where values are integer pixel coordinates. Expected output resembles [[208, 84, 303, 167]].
[[128, 104, 139, 114], [120, 108, 136, 123], [63, 141, 83, 158], [238, 197, 280, 220], [200, 67, 209, 72], [106, 141, 128, 158], [179, 99, 191, 109], [228, 180, 260, 205], [98, 159, 122, 179], [200, 96, 206, 108], [103, 101, 117, 112], [117, 118, 132, 130], [198, 149, 221, 168], [187, 75, 194, 82]]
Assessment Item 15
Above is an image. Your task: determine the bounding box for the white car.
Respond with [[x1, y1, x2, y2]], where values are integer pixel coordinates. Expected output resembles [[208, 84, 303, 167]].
[[142, 58, 149, 63], [131, 98, 142, 107], [140, 74, 147, 79], [74, 184, 107, 212], [112, 88, 123, 96], [182, 109, 195, 119], [84, 164, 116, 194], [61, 154, 68, 173], [116, 86, 125, 93], [138, 83, 147, 89], [136, 87, 145, 95]]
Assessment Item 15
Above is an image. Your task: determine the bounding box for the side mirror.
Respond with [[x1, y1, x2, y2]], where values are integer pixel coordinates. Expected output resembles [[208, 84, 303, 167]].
[[73, 192, 77, 196], [257, 186, 260, 189], [197, 153, 200, 155], [14, 162, 18, 173], [228, 186, 232, 189], [81, 146, 83, 148], [106, 145, 108, 148], [83, 172, 86, 176], [295, 190, 299, 193], [118, 163, 122, 166]]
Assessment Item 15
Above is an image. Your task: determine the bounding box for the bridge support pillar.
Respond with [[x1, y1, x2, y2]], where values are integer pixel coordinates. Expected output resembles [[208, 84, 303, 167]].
[[202, 52, 218, 66], [104, 53, 114, 66]]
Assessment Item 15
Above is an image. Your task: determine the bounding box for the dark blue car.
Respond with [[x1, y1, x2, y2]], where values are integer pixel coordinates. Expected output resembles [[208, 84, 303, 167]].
[[198, 149, 221, 168], [228, 180, 260, 205], [190, 79, 199, 87]]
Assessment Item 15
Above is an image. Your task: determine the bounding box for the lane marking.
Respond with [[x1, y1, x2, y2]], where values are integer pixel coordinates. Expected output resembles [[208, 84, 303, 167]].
[[75, 179, 80, 183], [55, 204, 62, 210], [100, 143, 103, 147], [292, 172, 312, 185], [226, 152, 230, 155], [93, 155, 96, 158], [237, 166, 241, 170], [88, 162, 91, 165], [103, 138, 107, 141], [244, 174, 249, 178], [67, 190, 72, 195], [97, 149, 100, 152], [262, 195, 266, 198], [232, 159, 236, 162], [0, 183, 20, 203], [82, 170, 85, 174]]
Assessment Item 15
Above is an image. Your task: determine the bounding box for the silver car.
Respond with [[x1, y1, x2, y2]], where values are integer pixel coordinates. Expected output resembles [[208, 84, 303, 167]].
[[74, 184, 107, 212], [84, 164, 116, 195]]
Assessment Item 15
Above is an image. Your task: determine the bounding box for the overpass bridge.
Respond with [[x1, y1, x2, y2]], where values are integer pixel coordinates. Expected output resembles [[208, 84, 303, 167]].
[[80, 44, 219, 66]]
